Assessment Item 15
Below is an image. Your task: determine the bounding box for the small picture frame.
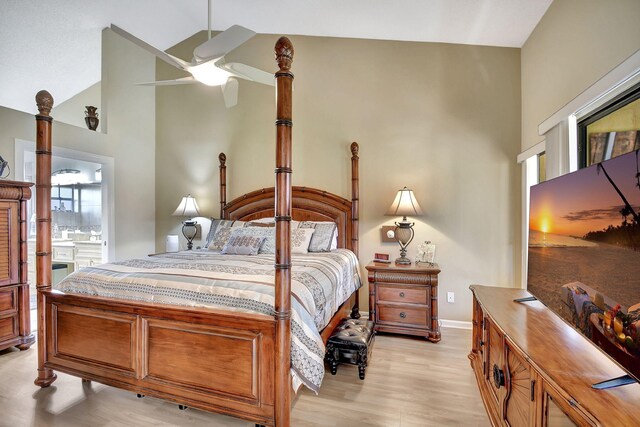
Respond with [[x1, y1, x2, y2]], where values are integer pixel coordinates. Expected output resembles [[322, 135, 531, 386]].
[[416, 241, 436, 265], [374, 252, 391, 263]]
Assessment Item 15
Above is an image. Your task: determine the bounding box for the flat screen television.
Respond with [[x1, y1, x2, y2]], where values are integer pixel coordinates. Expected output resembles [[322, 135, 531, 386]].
[[527, 149, 640, 382]]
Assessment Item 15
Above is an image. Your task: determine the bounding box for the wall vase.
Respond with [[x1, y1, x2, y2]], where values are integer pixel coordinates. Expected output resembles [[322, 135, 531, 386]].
[[85, 106, 99, 131]]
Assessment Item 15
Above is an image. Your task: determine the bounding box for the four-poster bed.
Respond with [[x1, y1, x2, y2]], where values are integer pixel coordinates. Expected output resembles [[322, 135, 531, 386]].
[[32, 37, 361, 427]]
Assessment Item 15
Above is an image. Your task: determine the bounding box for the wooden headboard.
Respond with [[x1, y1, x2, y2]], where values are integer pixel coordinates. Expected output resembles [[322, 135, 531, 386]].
[[219, 143, 360, 255]]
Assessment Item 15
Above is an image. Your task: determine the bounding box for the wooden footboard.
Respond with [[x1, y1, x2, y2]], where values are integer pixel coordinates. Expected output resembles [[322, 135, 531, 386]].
[[43, 290, 277, 425]]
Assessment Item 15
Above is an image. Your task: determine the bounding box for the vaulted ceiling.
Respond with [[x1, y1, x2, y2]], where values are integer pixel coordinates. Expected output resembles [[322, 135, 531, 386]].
[[0, 0, 552, 114]]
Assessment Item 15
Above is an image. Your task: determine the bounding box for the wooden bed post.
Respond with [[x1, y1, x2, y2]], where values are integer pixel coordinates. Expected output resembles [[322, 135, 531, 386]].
[[350, 142, 361, 319], [274, 37, 294, 427], [33, 90, 57, 387], [219, 152, 226, 218]]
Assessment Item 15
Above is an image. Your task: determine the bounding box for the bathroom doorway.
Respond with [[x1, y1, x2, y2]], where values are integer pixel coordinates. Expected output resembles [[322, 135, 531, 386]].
[[14, 140, 114, 321]]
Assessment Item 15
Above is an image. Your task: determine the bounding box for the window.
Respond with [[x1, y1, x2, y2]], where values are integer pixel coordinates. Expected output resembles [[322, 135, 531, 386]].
[[51, 184, 76, 212], [537, 152, 546, 183], [577, 83, 640, 168]]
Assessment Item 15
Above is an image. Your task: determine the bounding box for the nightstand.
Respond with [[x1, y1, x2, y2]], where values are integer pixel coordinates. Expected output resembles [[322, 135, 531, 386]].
[[365, 261, 441, 342]]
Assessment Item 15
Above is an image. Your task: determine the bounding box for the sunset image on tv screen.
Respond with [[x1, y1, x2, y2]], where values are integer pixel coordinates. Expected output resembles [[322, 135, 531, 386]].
[[528, 149, 640, 380]]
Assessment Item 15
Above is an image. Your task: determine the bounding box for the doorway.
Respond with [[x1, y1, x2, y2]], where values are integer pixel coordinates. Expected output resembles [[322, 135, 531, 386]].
[[14, 140, 115, 322]]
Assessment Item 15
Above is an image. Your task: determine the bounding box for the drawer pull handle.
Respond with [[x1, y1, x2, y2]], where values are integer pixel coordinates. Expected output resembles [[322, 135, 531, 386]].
[[399, 292, 405, 298], [493, 364, 505, 389], [399, 312, 406, 319]]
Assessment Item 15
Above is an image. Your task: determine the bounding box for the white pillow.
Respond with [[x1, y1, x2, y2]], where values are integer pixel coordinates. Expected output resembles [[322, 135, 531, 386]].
[[250, 217, 275, 223], [292, 228, 315, 254], [248, 217, 300, 228]]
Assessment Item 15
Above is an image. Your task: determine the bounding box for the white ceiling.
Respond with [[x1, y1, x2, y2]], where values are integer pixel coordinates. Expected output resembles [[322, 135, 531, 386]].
[[0, 0, 553, 114]]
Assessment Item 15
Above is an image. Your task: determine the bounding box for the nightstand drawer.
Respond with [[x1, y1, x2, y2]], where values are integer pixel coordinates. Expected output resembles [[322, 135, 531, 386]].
[[0, 287, 17, 315], [377, 305, 428, 328], [377, 284, 428, 305]]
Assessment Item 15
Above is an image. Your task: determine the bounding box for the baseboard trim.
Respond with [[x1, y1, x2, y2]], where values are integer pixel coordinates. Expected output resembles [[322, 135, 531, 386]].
[[357, 313, 471, 330], [440, 319, 472, 330]]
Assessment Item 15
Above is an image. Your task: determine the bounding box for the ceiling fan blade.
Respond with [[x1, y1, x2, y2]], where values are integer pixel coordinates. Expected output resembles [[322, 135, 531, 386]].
[[137, 77, 198, 86], [222, 78, 239, 108], [110, 24, 189, 70], [193, 25, 256, 61], [219, 62, 275, 86]]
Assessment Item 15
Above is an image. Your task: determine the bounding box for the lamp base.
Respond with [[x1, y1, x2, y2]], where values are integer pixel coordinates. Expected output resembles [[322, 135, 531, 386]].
[[395, 256, 412, 265], [182, 220, 197, 251], [394, 218, 415, 266]]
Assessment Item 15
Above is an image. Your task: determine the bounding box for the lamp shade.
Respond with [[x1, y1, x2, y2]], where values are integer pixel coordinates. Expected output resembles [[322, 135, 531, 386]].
[[172, 194, 200, 218], [385, 187, 423, 217]]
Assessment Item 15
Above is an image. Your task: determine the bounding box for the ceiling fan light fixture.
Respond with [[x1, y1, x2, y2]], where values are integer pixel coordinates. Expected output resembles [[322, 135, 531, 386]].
[[189, 62, 231, 86]]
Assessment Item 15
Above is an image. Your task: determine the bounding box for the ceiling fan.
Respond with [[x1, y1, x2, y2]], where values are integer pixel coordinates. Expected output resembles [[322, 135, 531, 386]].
[[110, 4, 273, 108]]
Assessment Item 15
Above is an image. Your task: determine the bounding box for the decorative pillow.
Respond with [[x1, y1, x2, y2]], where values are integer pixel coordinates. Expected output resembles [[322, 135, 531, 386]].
[[206, 220, 245, 250], [205, 219, 233, 248], [208, 226, 234, 251], [292, 228, 316, 254], [221, 228, 266, 255], [238, 226, 276, 254], [239, 227, 314, 254], [298, 221, 337, 252]]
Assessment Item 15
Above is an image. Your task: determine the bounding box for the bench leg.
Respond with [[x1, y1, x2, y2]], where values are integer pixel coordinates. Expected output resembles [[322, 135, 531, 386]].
[[325, 344, 339, 375], [330, 360, 338, 375], [358, 347, 368, 380]]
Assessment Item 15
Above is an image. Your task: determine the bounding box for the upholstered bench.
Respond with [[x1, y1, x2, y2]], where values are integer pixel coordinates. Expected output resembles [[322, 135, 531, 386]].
[[325, 319, 375, 380]]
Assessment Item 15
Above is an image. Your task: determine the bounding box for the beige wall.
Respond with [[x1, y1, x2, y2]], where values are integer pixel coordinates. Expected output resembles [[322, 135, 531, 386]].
[[156, 33, 521, 321], [521, 0, 640, 151], [0, 28, 156, 262], [52, 82, 102, 132], [0, 105, 107, 178], [101, 28, 157, 260]]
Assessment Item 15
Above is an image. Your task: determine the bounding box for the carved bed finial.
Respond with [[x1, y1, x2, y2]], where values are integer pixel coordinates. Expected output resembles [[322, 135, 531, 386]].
[[219, 152, 226, 166], [35, 90, 54, 116], [275, 37, 294, 72], [351, 142, 359, 158]]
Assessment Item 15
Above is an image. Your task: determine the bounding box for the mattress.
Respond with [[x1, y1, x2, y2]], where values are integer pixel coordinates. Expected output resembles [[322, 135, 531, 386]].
[[54, 248, 361, 392]]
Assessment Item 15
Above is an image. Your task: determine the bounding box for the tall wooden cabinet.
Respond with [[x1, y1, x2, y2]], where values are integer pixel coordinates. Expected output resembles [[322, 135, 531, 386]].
[[469, 285, 640, 427], [0, 180, 34, 351]]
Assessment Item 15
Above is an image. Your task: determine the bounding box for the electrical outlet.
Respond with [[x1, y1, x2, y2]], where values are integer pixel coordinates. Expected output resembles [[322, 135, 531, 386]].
[[447, 292, 455, 303]]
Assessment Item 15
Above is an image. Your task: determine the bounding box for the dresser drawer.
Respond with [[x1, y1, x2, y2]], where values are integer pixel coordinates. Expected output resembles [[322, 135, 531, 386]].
[[53, 246, 75, 261], [377, 304, 429, 328], [0, 315, 18, 341], [377, 284, 428, 305], [0, 287, 17, 315]]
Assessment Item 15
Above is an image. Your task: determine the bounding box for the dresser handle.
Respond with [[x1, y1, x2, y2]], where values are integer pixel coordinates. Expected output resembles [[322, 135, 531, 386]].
[[493, 364, 505, 389], [399, 312, 406, 319], [399, 292, 405, 298]]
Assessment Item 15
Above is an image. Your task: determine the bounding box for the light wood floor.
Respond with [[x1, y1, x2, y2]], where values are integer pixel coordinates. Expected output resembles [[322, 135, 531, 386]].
[[0, 327, 489, 426]]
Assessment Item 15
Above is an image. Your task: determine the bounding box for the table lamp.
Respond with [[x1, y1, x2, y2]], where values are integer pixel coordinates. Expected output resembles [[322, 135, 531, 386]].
[[385, 187, 423, 265], [172, 194, 200, 250]]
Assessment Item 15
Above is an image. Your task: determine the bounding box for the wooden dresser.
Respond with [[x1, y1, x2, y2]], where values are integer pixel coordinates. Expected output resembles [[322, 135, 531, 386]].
[[469, 285, 640, 427], [0, 180, 35, 352], [366, 261, 440, 342]]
